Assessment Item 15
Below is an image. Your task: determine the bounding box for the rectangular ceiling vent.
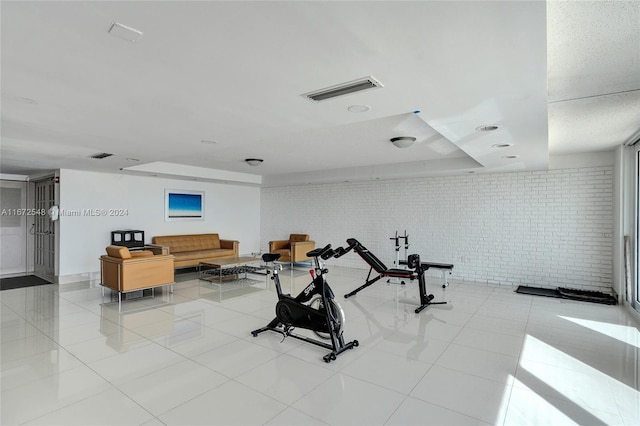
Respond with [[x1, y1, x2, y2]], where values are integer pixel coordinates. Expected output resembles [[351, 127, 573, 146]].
[[89, 152, 113, 159], [303, 76, 383, 102]]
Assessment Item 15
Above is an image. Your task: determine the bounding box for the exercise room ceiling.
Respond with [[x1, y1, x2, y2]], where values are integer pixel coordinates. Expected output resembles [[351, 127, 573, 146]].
[[1, 1, 639, 186]]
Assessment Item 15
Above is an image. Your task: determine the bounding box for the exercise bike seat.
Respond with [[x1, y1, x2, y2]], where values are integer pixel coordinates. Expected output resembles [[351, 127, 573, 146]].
[[262, 253, 281, 263]]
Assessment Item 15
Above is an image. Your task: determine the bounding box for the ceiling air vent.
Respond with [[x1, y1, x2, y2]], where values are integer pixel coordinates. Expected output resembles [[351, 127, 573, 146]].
[[303, 76, 383, 102], [89, 153, 113, 159]]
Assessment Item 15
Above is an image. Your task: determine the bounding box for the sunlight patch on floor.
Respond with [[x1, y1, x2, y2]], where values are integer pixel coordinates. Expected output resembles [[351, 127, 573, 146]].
[[520, 335, 638, 425], [559, 315, 640, 349], [506, 377, 580, 425]]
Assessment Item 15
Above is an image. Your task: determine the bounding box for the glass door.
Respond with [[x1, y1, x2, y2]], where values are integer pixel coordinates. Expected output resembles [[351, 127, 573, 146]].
[[33, 178, 55, 280]]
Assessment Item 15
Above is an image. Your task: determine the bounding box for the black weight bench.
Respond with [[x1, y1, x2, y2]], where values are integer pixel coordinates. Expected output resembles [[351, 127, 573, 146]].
[[343, 238, 446, 313], [399, 260, 453, 288]]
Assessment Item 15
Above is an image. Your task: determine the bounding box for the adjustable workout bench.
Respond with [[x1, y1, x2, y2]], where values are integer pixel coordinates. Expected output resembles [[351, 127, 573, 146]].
[[399, 260, 453, 288], [343, 238, 447, 313]]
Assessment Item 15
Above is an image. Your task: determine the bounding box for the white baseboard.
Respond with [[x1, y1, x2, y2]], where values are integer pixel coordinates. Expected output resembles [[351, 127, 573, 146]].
[[56, 271, 99, 285]]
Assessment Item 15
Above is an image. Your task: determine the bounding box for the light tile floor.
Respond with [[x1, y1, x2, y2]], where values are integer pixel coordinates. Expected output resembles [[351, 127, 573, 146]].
[[1, 267, 639, 425]]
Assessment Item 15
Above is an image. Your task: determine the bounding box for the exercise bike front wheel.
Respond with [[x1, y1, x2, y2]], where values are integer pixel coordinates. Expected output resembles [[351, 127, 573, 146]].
[[309, 296, 345, 340]]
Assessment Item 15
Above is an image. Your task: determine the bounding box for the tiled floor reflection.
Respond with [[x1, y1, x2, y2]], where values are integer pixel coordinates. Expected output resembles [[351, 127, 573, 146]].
[[1, 267, 639, 425]]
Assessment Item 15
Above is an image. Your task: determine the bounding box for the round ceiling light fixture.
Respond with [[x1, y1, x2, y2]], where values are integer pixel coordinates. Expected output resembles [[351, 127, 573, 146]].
[[245, 158, 264, 166], [476, 125, 500, 132], [390, 136, 416, 148]]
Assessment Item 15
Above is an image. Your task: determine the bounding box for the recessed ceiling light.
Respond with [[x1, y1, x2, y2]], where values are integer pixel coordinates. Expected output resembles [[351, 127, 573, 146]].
[[347, 105, 370, 113], [492, 143, 512, 148], [502, 155, 519, 159], [476, 125, 500, 132], [108, 22, 143, 43], [125, 158, 140, 162], [201, 139, 217, 145]]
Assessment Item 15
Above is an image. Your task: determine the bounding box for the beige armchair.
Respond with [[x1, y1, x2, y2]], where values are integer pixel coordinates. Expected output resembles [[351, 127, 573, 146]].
[[269, 234, 316, 267], [100, 245, 175, 304]]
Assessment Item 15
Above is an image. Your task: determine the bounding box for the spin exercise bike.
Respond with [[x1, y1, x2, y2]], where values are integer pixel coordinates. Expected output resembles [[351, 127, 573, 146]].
[[251, 244, 359, 363]]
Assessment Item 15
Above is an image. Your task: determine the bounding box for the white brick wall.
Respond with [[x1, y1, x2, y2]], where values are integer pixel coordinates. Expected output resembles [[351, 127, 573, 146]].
[[261, 166, 613, 292]]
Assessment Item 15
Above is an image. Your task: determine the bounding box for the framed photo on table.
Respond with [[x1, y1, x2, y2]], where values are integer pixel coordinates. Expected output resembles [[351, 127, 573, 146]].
[[165, 190, 204, 221]]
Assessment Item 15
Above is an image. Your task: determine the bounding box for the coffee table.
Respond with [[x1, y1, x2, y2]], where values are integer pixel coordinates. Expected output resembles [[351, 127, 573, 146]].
[[198, 257, 266, 302], [198, 257, 265, 284]]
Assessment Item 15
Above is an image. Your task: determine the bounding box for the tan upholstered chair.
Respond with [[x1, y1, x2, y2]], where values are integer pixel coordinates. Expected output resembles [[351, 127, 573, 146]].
[[100, 245, 175, 304], [269, 234, 316, 267]]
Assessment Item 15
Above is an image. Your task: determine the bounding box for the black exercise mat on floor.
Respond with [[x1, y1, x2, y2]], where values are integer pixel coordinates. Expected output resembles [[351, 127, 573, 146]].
[[558, 287, 618, 305], [516, 285, 617, 305], [0, 275, 52, 291], [516, 286, 561, 298]]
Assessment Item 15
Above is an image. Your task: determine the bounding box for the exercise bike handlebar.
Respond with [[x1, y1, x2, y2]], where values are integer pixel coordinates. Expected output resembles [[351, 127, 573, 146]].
[[332, 242, 355, 259], [306, 244, 333, 260], [322, 249, 337, 260]]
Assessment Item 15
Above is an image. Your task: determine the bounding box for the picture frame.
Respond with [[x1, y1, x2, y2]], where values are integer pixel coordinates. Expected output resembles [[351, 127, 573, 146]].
[[165, 190, 204, 221]]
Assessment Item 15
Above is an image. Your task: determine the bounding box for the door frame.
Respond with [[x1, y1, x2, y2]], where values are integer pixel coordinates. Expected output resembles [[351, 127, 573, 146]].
[[0, 179, 29, 276]]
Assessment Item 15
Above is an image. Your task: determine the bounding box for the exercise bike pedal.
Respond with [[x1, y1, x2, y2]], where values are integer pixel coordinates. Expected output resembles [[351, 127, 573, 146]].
[[323, 353, 337, 363]]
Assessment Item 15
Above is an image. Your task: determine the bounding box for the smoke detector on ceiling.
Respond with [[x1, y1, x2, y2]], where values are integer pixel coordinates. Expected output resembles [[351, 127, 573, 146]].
[[303, 76, 383, 102]]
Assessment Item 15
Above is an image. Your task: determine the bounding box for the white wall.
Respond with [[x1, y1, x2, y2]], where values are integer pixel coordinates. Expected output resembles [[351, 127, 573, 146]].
[[58, 169, 260, 281], [262, 162, 615, 293], [621, 146, 638, 310]]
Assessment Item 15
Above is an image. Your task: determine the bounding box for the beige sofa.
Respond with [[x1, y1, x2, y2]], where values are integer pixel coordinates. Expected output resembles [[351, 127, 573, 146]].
[[100, 245, 175, 301], [151, 233, 239, 268]]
